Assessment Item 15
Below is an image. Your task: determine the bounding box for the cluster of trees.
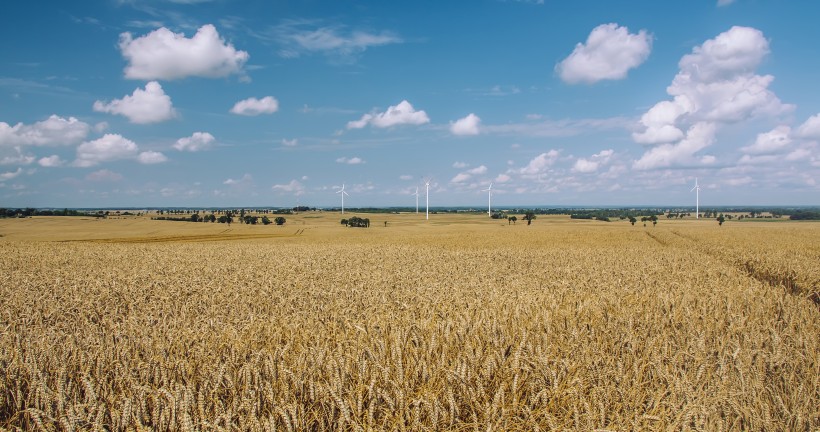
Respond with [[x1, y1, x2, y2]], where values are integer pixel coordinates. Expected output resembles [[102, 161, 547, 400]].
[[341, 217, 371, 227], [489, 213, 528, 225], [154, 212, 285, 225], [0, 208, 106, 218], [790, 210, 820, 220]]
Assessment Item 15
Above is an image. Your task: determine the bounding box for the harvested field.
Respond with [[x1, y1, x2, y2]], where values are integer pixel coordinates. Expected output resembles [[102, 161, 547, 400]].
[[0, 215, 818, 430]]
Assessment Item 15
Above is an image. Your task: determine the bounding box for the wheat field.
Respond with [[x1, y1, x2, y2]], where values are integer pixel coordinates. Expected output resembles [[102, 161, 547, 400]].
[[0, 214, 818, 431]]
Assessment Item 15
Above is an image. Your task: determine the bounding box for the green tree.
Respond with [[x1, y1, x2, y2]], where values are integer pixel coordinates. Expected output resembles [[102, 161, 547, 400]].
[[261, 216, 271, 225], [629, 216, 637, 226], [274, 216, 286, 225], [717, 214, 725, 226], [522, 212, 536, 225], [509, 216, 517, 225], [190, 213, 200, 222], [650, 215, 658, 227]]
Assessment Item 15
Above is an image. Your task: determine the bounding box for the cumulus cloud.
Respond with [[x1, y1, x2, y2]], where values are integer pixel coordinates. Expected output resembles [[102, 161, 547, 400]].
[[230, 96, 279, 116], [74, 134, 139, 167], [556, 23, 652, 84], [520, 150, 560, 175], [0, 168, 22, 181], [223, 173, 252, 186], [85, 169, 123, 182], [572, 149, 614, 173], [494, 174, 511, 183], [347, 100, 430, 129], [93, 81, 177, 124], [1, 147, 35, 165], [336, 156, 364, 164], [632, 26, 793, 170], [119, 24, 249, 80], [796, 114, 820, 140], [452, 161, 468, 169], [273, 20, 402, 60], [0, 115, 90, 147], [271, 179, 305, 194], [633, 122, 716, 170], [38, 155, 65, 167], [173, 132, 214, 152], [741, 126, 791, 155], [450, 113, 481, 136], [451, 165, 488, 183], [282, 138, 298, 147], [137, 151, 168, 164]]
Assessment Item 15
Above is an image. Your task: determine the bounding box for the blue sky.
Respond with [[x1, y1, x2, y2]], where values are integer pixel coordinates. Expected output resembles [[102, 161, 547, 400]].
[[1, 0, 819, 208]]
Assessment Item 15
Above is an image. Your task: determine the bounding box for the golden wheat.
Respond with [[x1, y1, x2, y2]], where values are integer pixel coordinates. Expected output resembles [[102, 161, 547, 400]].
[[0, 217, 817, 430]]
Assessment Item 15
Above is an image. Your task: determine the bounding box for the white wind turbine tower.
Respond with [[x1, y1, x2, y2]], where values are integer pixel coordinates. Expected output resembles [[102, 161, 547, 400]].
[[483, 183, 493, 217], [424, 178, 431, 220], [691, 177, 701, 219], [413, 187, 420, 214], [336, 184, 349, 214]]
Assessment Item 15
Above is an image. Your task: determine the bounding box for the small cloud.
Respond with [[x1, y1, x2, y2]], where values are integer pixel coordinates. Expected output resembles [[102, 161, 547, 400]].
[[0, 115, 90, 147], [271, 179, 305, 194], [347, 100, 429, 129], [451, 173, 471, 183], [85, 169, 123, 182], [137, 151, 168, 164], [74, 134, 139, 167], [495, 173, 511, 183], [94, 122, 109, 133], [741, 126, 791, 155], [230, 96, 279, 116], [224, 173, 252, 185], [119, 24, 249, 80], [272, 20, 402, 61], [282, 138, 298, 147], [452, 161, 468, 169], [336, 156, 365, 164], [467, 165, 488, 175], [556, 23, 652, 84], [174, 132, 215, 152], [399, 174, 413, 180], [450, 113, 481, 136], [93, 81, 177, 124], [38, 155, 65, 167], [717, 0, 735, 6], [0, 167, 23, 181]]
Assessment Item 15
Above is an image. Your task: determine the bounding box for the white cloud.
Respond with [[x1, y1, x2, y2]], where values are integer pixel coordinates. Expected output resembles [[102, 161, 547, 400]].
[[451, 173, 472, 183], [230, 96, 279, 116], [717, 0, 736, 6], [282, 138, 298, 147], [633, 122, 716, 170], [85, 169, 123, 182], [452, 161, 468, 169], [273, 20, 402, 60], [741, 126, 791, 155], [467, 165, 488, 175], [94, 122, 108, 133], [556, 23, 652, 84], [271, 179, 305, 194], [74, 134, 139, 167], [494, 174, 511, 183], [223, 173, 252, 186], [119, 24, 249, 80], [520, 150, 560, 175], [450, 113, 481, 136], [0, 147, 35, 165], [572, 149, 614, 173], [38, 155, 64, 167], [137, 151, 168, 164], [173, 132, 214, 152], [0, 115, 90, 147], [399, 174, 413, 180], [93, 81, 177, 124], [0, 168, 22, 181], [633, 26, 793, 169], [796, 114, 820, 140], [336, 156, 364, 164], [347, 100, 430, 129]]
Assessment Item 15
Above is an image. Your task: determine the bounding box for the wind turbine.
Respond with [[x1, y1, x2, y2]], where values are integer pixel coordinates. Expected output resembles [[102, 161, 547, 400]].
[[483, 183, 493, 217], [690, 177, 700, 219], [424, 178, 431, 220], [336, 184, 349, 214], [413, 187, 420, 214]]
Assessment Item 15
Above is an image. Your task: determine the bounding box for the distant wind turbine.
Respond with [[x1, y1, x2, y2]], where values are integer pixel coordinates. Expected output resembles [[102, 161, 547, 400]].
[[413, 187, 420, 214], [424, 178, 431, 220], [336, 184, 349, 214], [690, 177, 700, 219], [483, 183, 493, 217]]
